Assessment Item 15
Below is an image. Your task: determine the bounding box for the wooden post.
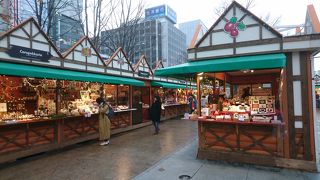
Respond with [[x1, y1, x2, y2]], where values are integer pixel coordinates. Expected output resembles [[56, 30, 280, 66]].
[[129, 85, 133, 126], [99, 83, 104, 98], [224, 73, 226, 92], [197, 75, 201, 116], [55, 80, 61, 114]]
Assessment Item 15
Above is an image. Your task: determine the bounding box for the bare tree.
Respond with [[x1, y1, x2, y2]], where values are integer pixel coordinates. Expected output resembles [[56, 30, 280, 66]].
[[18, 0, 72, 35], [260, 13, 281, 27], [0, 0, 11, 33], [80, 0, 144, 59]]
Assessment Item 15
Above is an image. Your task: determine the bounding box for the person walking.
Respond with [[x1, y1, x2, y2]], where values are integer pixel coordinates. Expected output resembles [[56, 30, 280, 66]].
[[150, 95, 162, 135], [188, 93, 197, 114], [96, 97, 111, 146]]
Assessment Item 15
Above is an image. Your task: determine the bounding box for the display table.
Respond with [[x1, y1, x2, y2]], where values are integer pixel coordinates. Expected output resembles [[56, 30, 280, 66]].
[[161, 103, 188, 120], [0, 109, 137, 164], [195, 119, 285, 167], [142, 107, 150, 122]]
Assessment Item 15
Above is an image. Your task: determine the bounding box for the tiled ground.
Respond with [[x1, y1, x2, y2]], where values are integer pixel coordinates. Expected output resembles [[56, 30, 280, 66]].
[[0, 119, 197, 180]]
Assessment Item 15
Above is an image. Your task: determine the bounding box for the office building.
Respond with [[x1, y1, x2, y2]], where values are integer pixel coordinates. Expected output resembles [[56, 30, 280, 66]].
[[0, 0, 15, 33], [305, 4, 320, 34], [13, 0, 83, 50], [179, 20, 208, 48], [101, 4, 187, 68]]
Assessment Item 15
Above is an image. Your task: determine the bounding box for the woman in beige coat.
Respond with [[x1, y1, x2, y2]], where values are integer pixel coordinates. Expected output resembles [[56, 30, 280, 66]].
[[96, 97, 111, 146]]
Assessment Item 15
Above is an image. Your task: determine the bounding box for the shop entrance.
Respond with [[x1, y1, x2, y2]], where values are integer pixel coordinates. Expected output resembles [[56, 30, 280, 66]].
[[132, 86, 150, 124], [197, 68, 282, 123]]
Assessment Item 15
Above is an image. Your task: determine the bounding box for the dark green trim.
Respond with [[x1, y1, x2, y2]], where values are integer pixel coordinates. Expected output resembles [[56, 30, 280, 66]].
[[0, 61, 145, 86], [155, 53, 286, 77]]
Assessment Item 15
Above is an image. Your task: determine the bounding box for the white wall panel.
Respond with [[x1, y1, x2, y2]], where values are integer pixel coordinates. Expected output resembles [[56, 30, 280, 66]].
[[23, 22, 31, 35], [292, 52, 300, 76], [107, 69, 121, 75], [98, 59, 104, 65], [262, 27, 277, 39], [212, 31, 233, 45], [87, 66, 104, 73], [294, 121, 303, 128], [188, 53, 195, 59], [242, 15, 256, 25], [12, 28, 27, 38], [236, 44, 280, 54], [31, 23, 38, 36], [293, 81, 302, 116], [32, 42, 49, 51], [198, 36, 210, 47], [112, 61, 120, 69], [33, 60, 61, 66], [10, 37, 30, 47], [122, 72, 133, 77], [64, 62, 86, 70], [0, 37, 7, 48], [87, 55, 97, 64], [33, 34, 47, 42], [0, 52, 29, 62], [75, 45, 82, 51], [213, 20, 225, 30], [74, 52, 85, 62], [236, 26, 260, 42], [197, 49, 233, 58], [282, 40, 320, 50], [50, 48, 60, 58]]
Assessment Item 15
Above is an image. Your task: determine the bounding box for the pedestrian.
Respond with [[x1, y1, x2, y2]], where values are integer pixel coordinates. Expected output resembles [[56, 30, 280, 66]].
[[241, 87, 251, 100], [96, 97, 111, 146], [150, 95, 162, 135], [188, 93, 197, 114]]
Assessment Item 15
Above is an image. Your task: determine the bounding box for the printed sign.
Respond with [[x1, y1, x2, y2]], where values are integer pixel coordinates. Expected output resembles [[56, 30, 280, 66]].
[[0, 103, 7, 112], [6, 45, 52, 62], [138, 70, 150, 78], [81, 47, 92, 57]]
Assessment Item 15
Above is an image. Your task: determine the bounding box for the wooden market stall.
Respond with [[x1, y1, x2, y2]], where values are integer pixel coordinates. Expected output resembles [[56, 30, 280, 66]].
[[133, 56, 190, 121], [0, 18, 189, 163], [155, 1, 320, 171]]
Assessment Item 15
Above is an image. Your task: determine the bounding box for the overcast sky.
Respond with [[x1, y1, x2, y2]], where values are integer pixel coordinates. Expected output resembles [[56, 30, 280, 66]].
[[145, 0, 320, 71], [145, 0, 320, 28]]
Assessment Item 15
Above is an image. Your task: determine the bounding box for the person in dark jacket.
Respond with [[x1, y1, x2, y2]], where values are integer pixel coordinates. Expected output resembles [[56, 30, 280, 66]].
[[150, 95, 162, 135]]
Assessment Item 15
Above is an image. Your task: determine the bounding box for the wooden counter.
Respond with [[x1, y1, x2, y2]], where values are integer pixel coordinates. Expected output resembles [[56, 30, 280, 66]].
[[196, 119, 286, 168], [0, 105, 188, 164], [0, 109, 137, 164], [161, 103, 188, 120]]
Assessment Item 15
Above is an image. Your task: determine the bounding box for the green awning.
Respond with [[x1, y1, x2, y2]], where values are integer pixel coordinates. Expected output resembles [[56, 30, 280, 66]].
[[0, 62, 144, 86], [155, 53, 286, 77], [151, 81, 187, 89]]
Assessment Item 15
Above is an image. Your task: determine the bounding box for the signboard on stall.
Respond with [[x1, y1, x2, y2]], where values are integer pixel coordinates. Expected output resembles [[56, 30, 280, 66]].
[[0, 103, 7, 112], [6, 45, 52, 62], [138, 70, 150, 78], [81, 47, 92, 57]]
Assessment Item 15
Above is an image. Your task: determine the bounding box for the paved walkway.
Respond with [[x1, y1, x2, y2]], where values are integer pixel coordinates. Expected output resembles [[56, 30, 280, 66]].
[[1, 114, 320, 180], [134, 140, 320, 180], [0, 119, 197, 180]]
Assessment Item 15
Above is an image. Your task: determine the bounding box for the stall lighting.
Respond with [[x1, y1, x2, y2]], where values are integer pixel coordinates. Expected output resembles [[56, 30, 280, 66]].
[[120, 84, 124, 86], [242, 69, 254, 73], [199, 77, 203, 80], [197, 72, 204, 76]]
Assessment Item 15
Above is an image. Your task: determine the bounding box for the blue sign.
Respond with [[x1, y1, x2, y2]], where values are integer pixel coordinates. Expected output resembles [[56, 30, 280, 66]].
[[145, 5, 177, 24], [166, 6, 177, 24]]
